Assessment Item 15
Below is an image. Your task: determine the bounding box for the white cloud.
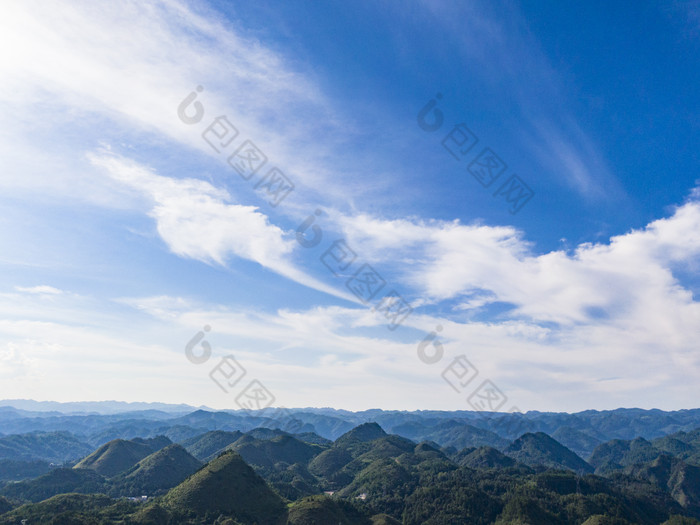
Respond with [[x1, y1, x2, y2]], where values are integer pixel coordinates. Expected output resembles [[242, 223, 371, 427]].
[[89, 151, 292, 267], [14, 285, 64, 295], [89, 150, 358, 302], [0, 0, 360, 209], [336, 196, 700, 328], [114, 289, 700, 411], [525, 117, 617, 199], [0, 274, 698, 411], [311, 194, 700, 410], [0, 0, 698, 412]]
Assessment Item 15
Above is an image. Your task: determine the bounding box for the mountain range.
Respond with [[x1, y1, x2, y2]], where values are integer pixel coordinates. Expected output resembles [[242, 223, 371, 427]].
[[0, 402, 700, 523]]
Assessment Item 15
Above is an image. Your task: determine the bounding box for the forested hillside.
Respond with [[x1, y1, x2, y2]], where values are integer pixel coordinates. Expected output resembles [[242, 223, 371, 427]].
[[1, 406, 700, 524]]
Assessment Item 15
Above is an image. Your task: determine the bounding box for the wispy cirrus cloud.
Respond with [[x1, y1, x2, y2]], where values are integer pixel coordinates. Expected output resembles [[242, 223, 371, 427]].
[[88, 150, 358, 302], [419, 0, 624, 202], [0, 0, 369, 210]]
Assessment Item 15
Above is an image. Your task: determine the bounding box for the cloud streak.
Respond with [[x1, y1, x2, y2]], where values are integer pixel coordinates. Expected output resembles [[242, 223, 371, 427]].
[[88, 150, 358, 303]]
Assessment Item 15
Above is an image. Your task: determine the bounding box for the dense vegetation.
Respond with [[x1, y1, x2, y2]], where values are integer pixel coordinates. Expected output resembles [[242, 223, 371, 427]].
[[109, 444, 203, 497], [1, 405, 700, 523]]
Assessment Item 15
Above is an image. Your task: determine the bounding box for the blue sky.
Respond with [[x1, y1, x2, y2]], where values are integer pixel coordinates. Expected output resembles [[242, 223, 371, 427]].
[[0, 0, 699, 412]]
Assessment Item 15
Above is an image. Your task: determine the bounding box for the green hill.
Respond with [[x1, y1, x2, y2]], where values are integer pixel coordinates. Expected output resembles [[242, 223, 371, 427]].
[[199, 430, 331, 501], [309, 445, 354, 478], [653, 429, 700, 465], [655, 437, 695, 457], [162, 450, 287, 524], [335, 422, 387, 446], [229, 433, 324, 468], [336, 435, 417, 481], [0, 496, 12, 515], [371, 514, 402, 525], [579, 513, 631, 524], [358, 435, 416, 459], [337, 458, 416, 518], [111, 444, 202, 496], [2, 415, 700, 524], [457, 446, 518, 469], [669, 461, 700, 511], [0, 467, 106, 502], [0, 431, 92, 462], [393, 419, 509, 450], [0, 493, 115, 524], [295, 432, 333, 446], [402, 468, 503, 524], [397, 442, 451, 469], [589, 437, 662, 474], [309, 430, 452, 495], [162, 424, 209, 443], [180, 429, 243, 460], [625, 454, 700, 512], [287, 495, 371, 524], [73, 438, 153, 477], [279, 412, 354, 440], [337, 458, 414, 497], [245, 427, 290, 440], [505, 432, 594, 473], [218, 433, 326, 500], [309, 432, 416, 487], [0, 459, 51, 481], [130, 435, 172, 452]]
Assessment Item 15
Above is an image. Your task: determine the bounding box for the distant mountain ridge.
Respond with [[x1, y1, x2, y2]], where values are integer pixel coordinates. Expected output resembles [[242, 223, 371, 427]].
[[0, 399, 206, 414], [3, 402, 700, 448]]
